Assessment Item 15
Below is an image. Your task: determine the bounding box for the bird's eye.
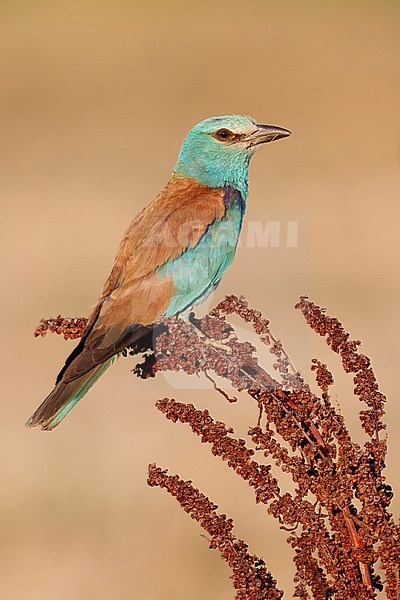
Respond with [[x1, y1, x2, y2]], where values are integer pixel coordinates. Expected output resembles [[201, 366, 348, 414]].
[[213, 128, 234, 142]]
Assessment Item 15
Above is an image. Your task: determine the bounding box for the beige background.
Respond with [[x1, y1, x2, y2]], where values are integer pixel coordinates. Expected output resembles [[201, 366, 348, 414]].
[[1, 1, 399, 598]]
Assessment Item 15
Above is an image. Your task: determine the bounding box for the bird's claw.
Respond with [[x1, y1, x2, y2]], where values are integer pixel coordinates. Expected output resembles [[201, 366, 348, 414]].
[[197, 331, 235, 354]]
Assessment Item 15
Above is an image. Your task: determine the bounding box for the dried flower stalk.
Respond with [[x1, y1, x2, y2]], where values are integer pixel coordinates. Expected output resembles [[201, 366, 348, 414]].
[[34, 315, 87, 340], [35, 295, 400, 599], [148, 464, 283, 599]]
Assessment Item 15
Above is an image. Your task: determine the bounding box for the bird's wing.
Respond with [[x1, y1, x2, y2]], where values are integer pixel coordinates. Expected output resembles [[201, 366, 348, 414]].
[[59, 175, 226, 383]]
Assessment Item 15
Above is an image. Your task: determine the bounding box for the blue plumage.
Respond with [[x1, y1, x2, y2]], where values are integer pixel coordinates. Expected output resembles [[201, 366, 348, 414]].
[[159, 187, 245, 317], [174, 115, 256, 199]]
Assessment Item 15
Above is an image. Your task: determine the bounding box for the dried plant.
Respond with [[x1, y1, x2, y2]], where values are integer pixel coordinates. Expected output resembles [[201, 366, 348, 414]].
[[35, 296, 399, 599], [34, 315, 87, 340], [147, 464, 283, 599]]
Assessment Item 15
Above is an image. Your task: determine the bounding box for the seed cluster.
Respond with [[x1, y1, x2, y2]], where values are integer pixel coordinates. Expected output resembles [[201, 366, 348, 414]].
[[148, 464, 283, 600], [34, 315, 88, 340]]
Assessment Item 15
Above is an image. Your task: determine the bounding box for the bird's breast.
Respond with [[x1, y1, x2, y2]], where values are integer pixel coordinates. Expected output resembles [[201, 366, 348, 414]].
[[158, 187, 245, 317]]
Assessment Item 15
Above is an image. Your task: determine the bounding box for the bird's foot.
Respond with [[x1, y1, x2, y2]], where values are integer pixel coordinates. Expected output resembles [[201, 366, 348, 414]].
[[188, 311, 236, 354], [196, 330, 236, 354]]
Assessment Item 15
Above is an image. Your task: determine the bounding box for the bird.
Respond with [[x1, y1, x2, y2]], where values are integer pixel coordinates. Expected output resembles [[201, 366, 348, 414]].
[[27, 115, 291, 431]]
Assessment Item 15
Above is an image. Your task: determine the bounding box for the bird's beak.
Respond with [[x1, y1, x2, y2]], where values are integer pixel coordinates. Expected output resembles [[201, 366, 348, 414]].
[[245, 124, 292, 147]]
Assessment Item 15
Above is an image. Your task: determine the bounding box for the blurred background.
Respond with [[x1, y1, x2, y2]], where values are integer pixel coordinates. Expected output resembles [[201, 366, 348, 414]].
[[1, 1, 399, 598]]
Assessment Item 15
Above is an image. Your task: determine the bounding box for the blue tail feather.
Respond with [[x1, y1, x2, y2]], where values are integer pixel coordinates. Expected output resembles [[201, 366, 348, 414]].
[[26, 356, 116, 431]]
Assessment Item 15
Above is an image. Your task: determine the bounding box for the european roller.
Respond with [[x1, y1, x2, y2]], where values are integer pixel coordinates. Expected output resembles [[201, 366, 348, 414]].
[[27, 115, 290, 430]]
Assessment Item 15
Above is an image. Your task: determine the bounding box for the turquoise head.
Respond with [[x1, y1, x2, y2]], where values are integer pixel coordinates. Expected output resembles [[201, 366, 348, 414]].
[[174, 115, 291, 199]]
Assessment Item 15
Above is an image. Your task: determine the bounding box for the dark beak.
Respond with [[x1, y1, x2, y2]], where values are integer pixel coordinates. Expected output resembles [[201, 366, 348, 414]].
[[246, 124, 291, 147]]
